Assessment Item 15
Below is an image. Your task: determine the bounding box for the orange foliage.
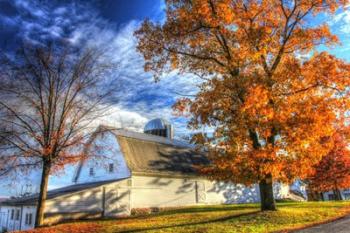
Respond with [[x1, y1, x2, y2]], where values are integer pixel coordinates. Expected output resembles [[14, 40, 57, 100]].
[[21, 222, 102, 233], [135, 0, 350, 188], [308, 130, 350, 192]]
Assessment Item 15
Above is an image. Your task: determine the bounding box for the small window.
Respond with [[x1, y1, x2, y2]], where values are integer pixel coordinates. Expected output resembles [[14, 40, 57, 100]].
[[109, 163, 114, 173], [15, 209, 20, 220], [89, 167, 94, 176], [10, 209, 14, 220], [25, 213, 33, 225]]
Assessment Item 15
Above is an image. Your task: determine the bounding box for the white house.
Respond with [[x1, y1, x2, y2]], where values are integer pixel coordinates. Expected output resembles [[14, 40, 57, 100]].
[[322, 189, 350, 201], [0, 118, 304, 232]]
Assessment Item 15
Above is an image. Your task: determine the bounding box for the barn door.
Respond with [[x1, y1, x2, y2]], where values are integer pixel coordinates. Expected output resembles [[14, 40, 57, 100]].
[[196, 181, 206, 203]]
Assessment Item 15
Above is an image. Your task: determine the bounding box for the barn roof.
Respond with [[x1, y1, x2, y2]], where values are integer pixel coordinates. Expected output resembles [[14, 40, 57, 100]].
[[73, 127, 209, 182], [0, 179, 125, 206], [113, 129, 209, 177]]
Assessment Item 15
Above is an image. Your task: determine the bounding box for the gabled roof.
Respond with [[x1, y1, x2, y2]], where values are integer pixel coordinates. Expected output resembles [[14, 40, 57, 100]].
[[113, 128, 194, 149], [114, 129, 209, 177], [0, 179, 125, 206], [73, 127, 209, 182]]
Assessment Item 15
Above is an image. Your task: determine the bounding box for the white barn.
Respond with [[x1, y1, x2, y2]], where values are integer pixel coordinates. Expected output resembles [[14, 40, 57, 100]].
[[321, 189, 350, 201], [0, 119, 303, 232]]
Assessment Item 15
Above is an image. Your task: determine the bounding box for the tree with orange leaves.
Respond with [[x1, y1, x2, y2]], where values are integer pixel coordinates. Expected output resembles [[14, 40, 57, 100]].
[[308, 130, 350, 200], [0, 43, 115, 227], [136, 0, 350, 210]]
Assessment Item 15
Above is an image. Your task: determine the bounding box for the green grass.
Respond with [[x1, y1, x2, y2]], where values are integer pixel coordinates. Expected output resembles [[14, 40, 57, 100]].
[[24, 201, 350, 233]]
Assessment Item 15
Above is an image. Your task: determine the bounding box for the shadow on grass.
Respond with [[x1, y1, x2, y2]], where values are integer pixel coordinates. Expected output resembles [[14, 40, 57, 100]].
[[269, 201, 331, 208], [72, 204, 260, 223], [154, 204, 259, 216], [114, 210, 260, 233], [276, 201, 350, 209]]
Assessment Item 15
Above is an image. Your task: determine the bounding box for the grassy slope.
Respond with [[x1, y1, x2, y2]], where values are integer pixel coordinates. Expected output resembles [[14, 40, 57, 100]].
[[23, 201, 350, 233]]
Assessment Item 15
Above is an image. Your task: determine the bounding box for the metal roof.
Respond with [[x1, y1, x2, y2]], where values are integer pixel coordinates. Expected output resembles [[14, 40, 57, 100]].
[[114, 128, 193, 148], [115, 132, 209, 177], [144, 118, 170, 132], [0, 179, 126, 206], [73, 127, 208, 182]]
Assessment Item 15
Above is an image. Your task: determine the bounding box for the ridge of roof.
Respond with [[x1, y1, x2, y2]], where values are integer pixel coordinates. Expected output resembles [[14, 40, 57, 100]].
[[106, 127, 195, 149]]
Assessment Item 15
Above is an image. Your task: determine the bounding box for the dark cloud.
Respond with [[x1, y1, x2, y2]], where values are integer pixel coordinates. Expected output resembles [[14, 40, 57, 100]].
[[0, 1, 19, 16]]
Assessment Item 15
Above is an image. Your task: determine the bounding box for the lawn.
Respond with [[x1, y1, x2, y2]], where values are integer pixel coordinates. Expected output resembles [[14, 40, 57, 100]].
[[23, 201, 350, 233]]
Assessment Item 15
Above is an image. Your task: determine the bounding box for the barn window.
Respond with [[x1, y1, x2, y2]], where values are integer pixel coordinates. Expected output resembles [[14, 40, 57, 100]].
[[109, 163, 114, 173], [10, 209, 14, 220], [15, 209, 20, 220], [89, 167, 94, 176], [25, 213, 33, 225]]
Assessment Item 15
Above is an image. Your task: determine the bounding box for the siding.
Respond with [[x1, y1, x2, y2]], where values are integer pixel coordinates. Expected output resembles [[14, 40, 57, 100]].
[[76, 132, 131, 184], [204, 181, 260, 204], [45, 187, 103, 213], [323, 189, 350, 201], [0, 205, 35, 232], [20, 206, 36, 231], [131, 176, 197, 208], [104, 183, 131, 216], [131, 175, 290, 208], [44, 179, 131, 218]]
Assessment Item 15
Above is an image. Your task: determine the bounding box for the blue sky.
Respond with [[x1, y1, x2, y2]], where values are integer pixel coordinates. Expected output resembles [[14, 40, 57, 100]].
[[0, 0, 201, 135], [0, 0, 200, 197], [0, 0, 350, 197]]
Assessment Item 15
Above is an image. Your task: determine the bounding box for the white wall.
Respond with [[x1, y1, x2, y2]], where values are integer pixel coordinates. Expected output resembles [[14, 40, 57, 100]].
[[0, 205, 35, 232], [104, 179, 131, 217], [76, 132, 131, 184], [131, 176, 197, 208], [323, 189, 350, 201], [2, 206, 21, 232], [290, 180, 308, 199], [130, 175, 291, 208], [342, 189, 350, 200], [205, 181, 260, 204], [44, 179, 131, 216], [45, 188, 103, 213], [204, 180, 289, 204], [0, 205, 10, 232], [20, 206, 36, 231]]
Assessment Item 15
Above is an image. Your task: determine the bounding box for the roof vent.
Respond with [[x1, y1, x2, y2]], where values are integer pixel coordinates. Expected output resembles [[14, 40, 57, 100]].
[[144, 118, 174, 139]]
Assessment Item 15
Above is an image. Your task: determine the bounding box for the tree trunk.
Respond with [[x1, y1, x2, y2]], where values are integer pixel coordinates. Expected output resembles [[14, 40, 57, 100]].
[[333, 189, 343, 201], [35, 161, 51, 228], [259, 174, 276, 211], [320, 192, 325, 201], [337, 189, 343, 200]]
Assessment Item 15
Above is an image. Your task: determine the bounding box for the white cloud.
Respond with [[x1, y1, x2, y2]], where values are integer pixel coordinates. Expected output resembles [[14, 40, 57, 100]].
[[1, 1, 200, 138], [329, 6, 350, 34], [67, 18, 201, 136], [0, 0, 203, 197], [92, 105, 148, 132]]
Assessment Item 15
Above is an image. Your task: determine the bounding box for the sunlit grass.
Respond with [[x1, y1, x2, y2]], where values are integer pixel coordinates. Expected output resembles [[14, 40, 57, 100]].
[[23, 201, 350, 233]]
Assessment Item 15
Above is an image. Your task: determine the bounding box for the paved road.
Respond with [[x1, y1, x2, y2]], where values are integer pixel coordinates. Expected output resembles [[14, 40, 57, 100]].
[[295, 215, 350, 233]]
